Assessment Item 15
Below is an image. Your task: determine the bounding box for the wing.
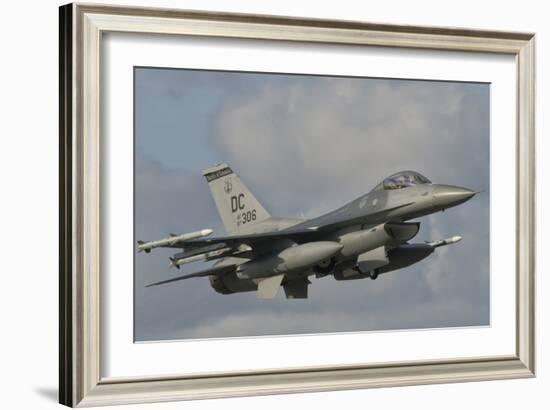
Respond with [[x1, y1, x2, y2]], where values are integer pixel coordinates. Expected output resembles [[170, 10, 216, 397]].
[[180, 228, 320, 248], [178, 202, 414, 249], [146, 264, 236, 287]]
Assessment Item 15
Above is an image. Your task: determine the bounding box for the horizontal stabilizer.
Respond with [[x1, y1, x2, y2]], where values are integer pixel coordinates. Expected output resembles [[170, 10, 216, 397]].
[[146, 264, 235, 288], [256, 274, 284, 299]]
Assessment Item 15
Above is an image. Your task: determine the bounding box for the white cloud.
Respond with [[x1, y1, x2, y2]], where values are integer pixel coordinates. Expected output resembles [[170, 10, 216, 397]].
[[212, 77, 482, 214]]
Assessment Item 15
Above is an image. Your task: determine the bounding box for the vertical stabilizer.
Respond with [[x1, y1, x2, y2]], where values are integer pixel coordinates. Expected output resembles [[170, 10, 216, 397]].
[[202, 163, 271, 233]]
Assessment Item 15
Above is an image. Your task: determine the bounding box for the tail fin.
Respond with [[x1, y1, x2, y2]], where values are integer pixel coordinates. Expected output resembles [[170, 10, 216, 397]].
[[202, 163, 271, 233]]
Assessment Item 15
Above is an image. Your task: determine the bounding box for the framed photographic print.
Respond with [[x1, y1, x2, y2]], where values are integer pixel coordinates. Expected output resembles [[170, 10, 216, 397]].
[[59, 3, 535, 407]]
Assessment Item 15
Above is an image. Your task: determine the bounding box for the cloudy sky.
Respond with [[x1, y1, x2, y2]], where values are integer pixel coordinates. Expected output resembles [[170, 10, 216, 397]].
[[134, 67, 490, 342]]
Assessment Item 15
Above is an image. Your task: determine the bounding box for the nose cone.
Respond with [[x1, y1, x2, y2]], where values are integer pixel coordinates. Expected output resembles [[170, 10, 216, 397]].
[[432, 185, 477, 210]]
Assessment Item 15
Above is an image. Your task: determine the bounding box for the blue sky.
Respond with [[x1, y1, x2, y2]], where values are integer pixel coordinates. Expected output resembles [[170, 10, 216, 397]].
[[134, 67, 490, 341]]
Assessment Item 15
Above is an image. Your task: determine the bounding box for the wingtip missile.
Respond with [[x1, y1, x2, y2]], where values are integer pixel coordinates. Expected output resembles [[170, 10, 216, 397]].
[[137, 228, 214, 253]]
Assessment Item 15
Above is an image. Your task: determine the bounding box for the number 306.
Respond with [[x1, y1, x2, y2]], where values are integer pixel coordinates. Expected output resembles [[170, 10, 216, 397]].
[[241, 209, 256, 224]]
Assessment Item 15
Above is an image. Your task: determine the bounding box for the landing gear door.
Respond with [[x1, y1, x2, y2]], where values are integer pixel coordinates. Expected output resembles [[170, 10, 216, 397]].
[[356, 246, 389, 274]]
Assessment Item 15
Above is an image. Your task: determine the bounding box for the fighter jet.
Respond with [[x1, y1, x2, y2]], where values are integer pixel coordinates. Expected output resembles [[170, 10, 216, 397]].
[[139, 164, 477, 299]]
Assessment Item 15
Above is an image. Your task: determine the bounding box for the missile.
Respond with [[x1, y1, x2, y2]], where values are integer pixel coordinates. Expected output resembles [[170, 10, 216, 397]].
[[137, 229, 213, 253], [169, 247, 231, 269], [426, 235, 462, 248], [168, 243, 253, 269]]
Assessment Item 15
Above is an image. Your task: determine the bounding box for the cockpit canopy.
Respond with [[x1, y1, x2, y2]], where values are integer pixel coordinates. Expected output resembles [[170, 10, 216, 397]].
[[374, 171, 431, 191]]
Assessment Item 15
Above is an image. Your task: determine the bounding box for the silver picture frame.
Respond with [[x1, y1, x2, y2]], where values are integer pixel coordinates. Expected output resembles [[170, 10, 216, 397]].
[[59, 3, 536, 407]]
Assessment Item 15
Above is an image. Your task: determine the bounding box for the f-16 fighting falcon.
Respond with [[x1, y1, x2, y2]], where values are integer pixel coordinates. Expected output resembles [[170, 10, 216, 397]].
[[139, 164, 477, 299]]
